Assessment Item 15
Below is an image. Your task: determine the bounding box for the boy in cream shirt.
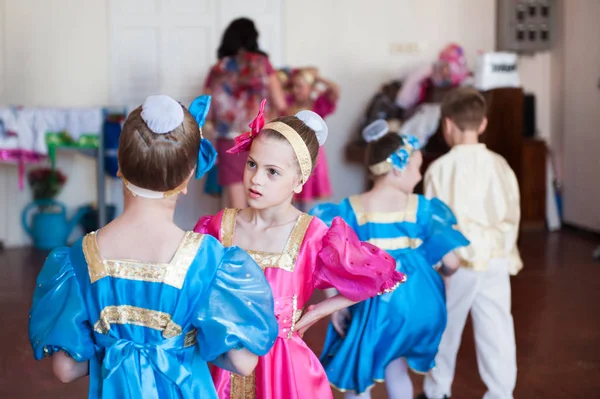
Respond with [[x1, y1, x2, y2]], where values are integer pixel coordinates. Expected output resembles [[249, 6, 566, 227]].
[[420, 88, 522, 399]]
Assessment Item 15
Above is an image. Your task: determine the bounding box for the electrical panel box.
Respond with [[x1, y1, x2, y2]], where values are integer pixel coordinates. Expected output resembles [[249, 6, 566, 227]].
[[497, 0, 556, 53]]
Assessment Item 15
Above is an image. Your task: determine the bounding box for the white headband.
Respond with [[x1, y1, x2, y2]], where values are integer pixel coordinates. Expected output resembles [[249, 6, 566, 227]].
[[362, 119, 389, 142], [122, 180, 167, 199]]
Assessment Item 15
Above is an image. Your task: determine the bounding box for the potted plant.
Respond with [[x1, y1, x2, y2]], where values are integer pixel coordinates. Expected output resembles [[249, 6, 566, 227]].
[[27, 168, 67, 209], [21, 168, 86, 250]]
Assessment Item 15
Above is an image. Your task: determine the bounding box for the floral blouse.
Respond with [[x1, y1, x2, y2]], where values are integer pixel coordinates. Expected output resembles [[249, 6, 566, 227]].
[[204, 51, 275, 139]]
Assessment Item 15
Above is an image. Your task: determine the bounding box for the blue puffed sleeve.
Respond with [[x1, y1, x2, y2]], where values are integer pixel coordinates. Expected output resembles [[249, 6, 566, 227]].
[[29, 247, 95, 361], [194, 244, 278, 362], [419, 197, 470, 266], [309, 202, 342, 227]]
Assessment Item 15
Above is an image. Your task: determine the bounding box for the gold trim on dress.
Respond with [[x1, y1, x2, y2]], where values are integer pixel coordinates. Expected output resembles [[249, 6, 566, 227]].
[[165, 233, 205, 288], [349, 194, 418, 225], [284, 213, 312, 265], [367, 237, 423, 251], [221, 208, 238, 247], [230, 371, 256, 399], [246, 250, 294, 272], [83, 231, 204, 289], [94, 305, 183, 338], [222, 211, 313, 273], [329, 355, 426, 394], [287, 294, 299, 339], [263, 121, 312, 183], [377, 275, 407, 296], [245, 214, 313, 272]]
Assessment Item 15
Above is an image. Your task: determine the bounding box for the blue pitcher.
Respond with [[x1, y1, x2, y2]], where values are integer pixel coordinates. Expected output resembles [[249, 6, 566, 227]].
[[21, 199, 87, 250]]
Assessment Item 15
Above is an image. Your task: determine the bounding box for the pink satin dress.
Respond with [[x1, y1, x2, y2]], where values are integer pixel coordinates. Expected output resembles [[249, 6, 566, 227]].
[[194, 209, 405, 399]]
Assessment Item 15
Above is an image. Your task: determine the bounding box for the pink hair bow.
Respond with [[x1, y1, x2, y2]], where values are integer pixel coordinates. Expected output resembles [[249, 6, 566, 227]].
[[227, 99, 267, 154]]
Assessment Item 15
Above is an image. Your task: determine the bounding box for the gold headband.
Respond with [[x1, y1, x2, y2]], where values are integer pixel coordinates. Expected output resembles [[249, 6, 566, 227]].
[[263, 121, 312, 183], [369, 159, 394, 176]]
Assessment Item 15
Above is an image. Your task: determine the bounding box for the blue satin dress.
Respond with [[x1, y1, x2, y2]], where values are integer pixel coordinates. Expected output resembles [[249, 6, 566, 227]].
[[310, 194, 469, 394], [29, 231, 278, 399]]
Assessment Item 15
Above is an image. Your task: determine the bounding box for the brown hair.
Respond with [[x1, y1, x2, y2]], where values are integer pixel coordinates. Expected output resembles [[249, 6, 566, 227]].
[[117, 105, 200, 192], [441, 87, 487, 131], [261, 116, 319, 175], [365, 133, 404, 168]]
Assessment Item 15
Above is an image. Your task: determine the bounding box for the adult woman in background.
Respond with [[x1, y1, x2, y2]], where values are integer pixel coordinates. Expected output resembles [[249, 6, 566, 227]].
[[204, 18, 286, 208]]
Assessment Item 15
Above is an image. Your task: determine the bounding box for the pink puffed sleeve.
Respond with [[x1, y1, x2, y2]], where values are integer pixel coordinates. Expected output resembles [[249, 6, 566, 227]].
[[313, 217, 406, 302], [193, 212, 223, 238], [313, 93, 337, 118]]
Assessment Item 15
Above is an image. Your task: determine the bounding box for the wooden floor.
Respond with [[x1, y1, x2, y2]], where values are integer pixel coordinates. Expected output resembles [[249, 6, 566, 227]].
[[1, 229, 599, 398]]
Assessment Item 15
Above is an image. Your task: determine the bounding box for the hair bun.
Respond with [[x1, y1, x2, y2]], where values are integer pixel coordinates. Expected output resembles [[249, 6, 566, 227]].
[[296, 110, 328, 146], [362, 119, 389, 142], [141, 95, 184, 134]]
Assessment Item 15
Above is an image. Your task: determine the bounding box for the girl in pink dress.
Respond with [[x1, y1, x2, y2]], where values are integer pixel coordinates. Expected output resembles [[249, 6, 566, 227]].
[[284, 68, 339, 205], [194, 100, 405, 399]]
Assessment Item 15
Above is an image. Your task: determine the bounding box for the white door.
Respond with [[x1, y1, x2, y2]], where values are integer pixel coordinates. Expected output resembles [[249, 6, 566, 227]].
[[110, 0, 284, 106], [109, 0, 285, 228], [562, 0, 600, 231]]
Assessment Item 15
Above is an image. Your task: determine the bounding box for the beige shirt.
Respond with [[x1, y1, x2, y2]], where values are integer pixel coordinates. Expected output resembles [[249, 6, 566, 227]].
[[424, 144, 523, 275]]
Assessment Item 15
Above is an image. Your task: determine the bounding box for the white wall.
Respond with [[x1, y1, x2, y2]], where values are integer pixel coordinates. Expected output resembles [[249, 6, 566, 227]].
[[285, 0, 497, 202], [519, 54, 552, 142], [1, 0, 561, 246], [3, 0, 109, 106], [0, 0, 109, 247], [0, 2, 4, 101], [561, 0, 600, 231], [549, 0, 565, 183]]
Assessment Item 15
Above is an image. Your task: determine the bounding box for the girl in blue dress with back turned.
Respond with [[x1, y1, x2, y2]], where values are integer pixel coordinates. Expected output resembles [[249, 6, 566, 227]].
[[28, 95, 278, 398], [310, 120, 469, 399]]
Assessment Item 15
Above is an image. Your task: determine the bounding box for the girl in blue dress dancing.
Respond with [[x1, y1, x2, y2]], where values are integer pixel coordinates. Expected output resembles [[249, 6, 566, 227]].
[[310, 120, 469, 399]]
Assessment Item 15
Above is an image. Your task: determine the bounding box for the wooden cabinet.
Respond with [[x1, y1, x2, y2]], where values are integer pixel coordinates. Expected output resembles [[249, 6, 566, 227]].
[[520, 138, 547, 229]]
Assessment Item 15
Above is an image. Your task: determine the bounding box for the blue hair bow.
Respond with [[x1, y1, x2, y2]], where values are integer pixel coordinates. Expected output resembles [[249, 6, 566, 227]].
[[389, 134, 421, 171], [189, 95, 217, 180]]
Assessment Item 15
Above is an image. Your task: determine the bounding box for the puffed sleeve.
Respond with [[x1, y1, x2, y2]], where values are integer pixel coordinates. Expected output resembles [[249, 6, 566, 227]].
[[193, 240, 278, 362], [313, 217, 406, 301], [194, 213, 221, 237], [419, 198, 470, 266], [309, 202, 341, 226], [28, 247, 95, 361], [313, 92, 337, 118]]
